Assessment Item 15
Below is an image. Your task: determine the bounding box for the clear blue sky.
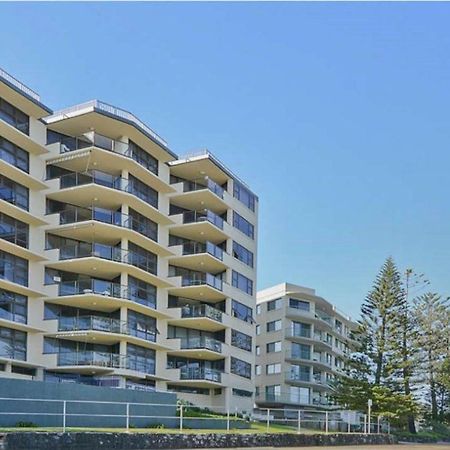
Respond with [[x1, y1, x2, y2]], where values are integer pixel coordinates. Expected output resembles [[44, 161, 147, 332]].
[[1, 2, 449, 318]]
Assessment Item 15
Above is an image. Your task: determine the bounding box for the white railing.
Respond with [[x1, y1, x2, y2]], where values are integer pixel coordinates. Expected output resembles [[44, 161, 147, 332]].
[[46, 100, 168, 148], [0, 67, 41, 101]]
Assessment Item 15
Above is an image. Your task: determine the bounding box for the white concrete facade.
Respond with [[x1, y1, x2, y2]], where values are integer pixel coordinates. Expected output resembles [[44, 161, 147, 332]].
[[0, 68, 257, 413]]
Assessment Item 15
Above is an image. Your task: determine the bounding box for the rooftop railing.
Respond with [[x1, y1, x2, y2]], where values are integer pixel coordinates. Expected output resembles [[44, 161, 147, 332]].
[[0, 67, 41, 101]]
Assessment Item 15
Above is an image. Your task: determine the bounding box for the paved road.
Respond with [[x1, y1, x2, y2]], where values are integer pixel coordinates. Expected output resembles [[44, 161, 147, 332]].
[[214, 446, 450, 450]]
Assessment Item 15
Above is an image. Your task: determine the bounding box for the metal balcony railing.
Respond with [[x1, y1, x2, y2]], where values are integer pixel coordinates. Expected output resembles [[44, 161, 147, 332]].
[[0, 186, 29, 210], [57, 351, 128, 369], [179, 272, 223, 291], [182, 210, 224, 230], [181, 179, 224, 199], [181, 240, 223, 260], [179, 366, 222, 383], [180, 337, 222, 353]]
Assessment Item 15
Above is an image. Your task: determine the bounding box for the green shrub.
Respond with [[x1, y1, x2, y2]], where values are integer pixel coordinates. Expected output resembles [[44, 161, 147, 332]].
[[394, 431, 439, 443], [14, 421, 38, 428], [147, 423, 165, 429]]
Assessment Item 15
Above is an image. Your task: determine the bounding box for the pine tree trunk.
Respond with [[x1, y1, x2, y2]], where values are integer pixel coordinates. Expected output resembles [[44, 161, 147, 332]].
[[429, 349, 438, 421]]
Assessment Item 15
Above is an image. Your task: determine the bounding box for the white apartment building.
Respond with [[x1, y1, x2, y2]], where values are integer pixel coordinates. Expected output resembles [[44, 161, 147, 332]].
[[255, 283, 357, 413], [0, 68, 258, 413]]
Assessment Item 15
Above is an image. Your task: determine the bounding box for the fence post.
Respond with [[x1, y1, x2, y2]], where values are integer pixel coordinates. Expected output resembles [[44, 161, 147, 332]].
[[266, 408, 270, 432], [179, 404, 183, 431], [126, 403, 130, 430], [387, 420, 391, 434], [347, 419, 350, 434], [368, 411, 371, 434], [377, 416, 381, 434], [297, 409, 301, 433], [62, 400, 66, 432], [363, 414, 367, 434], [325, 411, 329, 434], [227, 410, 230, 431]]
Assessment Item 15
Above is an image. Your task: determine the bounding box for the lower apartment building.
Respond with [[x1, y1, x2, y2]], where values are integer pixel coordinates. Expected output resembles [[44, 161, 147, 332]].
[[0, 68, 257, 413], [255, 283, 357, 413]]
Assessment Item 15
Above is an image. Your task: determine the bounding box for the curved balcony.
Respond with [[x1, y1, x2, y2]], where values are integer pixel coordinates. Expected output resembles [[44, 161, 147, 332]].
[[168, 303, 225, 332], [169, 270, 225, 302], [56, 351, 128, 372], [180, 366, 222, 383], [285, 349, 332, 369], [47, 170, 170, 225], [170, 178, 227, 214], [169, 240, 226, 272], [49, 205, 169, 256], [169, 210, 228, 243]]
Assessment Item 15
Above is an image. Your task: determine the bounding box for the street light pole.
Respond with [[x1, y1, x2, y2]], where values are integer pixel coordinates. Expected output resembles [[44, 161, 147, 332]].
[[367, 399, 372, 434]]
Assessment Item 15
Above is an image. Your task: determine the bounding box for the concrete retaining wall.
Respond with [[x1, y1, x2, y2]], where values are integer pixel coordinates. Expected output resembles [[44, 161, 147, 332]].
[[0, 432, 397, 450]]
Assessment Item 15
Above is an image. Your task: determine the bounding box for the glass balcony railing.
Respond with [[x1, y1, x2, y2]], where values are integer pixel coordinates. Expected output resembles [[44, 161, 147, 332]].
[[58, 205, 157, 242], [314, 333, 333, 346], [55, 170, 158, 208], [55, 242, 157, 275], [180, 272, 223, 291], [181, 179, 224, 199], [182, 210, 224, 230], [179, 366, 222, 383], [58, 315, 157, 343], [57, 279, 157, 310], [0, 307, 26, 324], [181, 304, 223, 323], [285, 326, 312, 339], [180, 337, 223, 353], [57, 351, 128, 369], [181, 241, 223, 260], [285, 370, 311, 383]]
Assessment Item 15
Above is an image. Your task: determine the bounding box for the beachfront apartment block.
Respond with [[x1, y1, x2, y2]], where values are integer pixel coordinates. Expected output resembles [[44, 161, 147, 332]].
[[0, 68, 257, 413], [254, 283, 357, 413]]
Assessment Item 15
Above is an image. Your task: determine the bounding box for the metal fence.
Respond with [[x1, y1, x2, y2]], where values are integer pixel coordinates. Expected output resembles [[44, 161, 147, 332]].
[[0, 397, 389, 434]]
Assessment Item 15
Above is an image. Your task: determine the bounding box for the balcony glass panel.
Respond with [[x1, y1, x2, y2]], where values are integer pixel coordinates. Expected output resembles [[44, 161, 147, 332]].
[[181, 304, 222, 322], [182, 210, 224, 229], [180, 336, 222, 353], [180, 366, 221, 382]]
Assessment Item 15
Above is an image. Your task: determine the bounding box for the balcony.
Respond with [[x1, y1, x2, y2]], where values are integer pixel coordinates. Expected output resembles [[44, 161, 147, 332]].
[[168, 270, 225, 302], [180, 336, 222, 353], [169, 210, 228, 243], [181, 304, 222, 323], [57, 351, 128, 370], [0, 186, 28, 211], [179, 366, 222, 383], [48, 242, 160, 285], [285, 370, 311, 384], [59, 315, 126, 334], [285, 326, 312, 341]]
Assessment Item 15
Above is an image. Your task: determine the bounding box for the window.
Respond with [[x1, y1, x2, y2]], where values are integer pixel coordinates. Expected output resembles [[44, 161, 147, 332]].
[[231, 299, 253, 323], [0, 136, 29, 172], [0, 97, 29, 135], [256, 345, 260, 356], [232, 388, 252, 397], [291, 321, 311, 338], [267, 298, 282, 311], [128, 242, 157, 275], [128, 276, 157, 309], [290, 364, 310, 382], [127, 310, 157, 342], [129, 174, 158, 208], [255, 365, 261, 376], [230, 357, 251, 379], [232, 241, 254, 267], [256, 325, 261, 336], [0, 250, 28, 286], [129, 140, 158, 175], [0, 326, 26, 360], [0, 212, 28, 248], [267, 320, 282, 332], [266, 341, 282, 353], [129, 208, 158, 242], [290, 386, 310, 404], [265, 385, 281, 401], [266, 363, 281, 375], [231, 329, 252, 352], [167, 385, 209, 395], [292, 343, 311, 360], [0, 288, 27, 324], [233, 180, 256, 211], [232, 270, 253, 295], [256, 304, 261, 315], [232, 211, 254, 239], [0, 175, 29, 210], [127, 344, 155, 374], [289, 298, 310, 311]]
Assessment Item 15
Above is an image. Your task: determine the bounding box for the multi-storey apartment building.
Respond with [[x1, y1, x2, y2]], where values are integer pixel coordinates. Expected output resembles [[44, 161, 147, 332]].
[[0, 68, 257, 413], [254, 283, 357, 413]]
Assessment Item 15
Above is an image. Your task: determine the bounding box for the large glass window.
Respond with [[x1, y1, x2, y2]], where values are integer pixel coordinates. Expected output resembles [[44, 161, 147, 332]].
[[232, 270, 253, 295], [232, 241, 254, 268], [128, 242, 157, 275], [266, 341, 282, 353], [230, 357, 251, 379], [0, 326, 26, 360], [129, 208, 158, 242], [267, 298, 282, 311], [231, 329, 252, 352], [0, 136, 29, 172], [291, 321, 311, 338], [0, 97, 29, 135], [129, 175, 158, 208], [0, 175, 29, 210], [127, 343, 155, 374], [128, 276, 157, 309], [290, 364, 311, 382], [0, 212, 28, 248], [233, 180, 256, 211], [0, 288, 27, 324], [290, 386, 310, 404], [267, 319, 282, 332], [289, 298, 310, 311], [266, 363, 281, 375], [232, 211, 254, 239], [291, 343, 311, 360], [0, 250, 28, 286], [129, 140, 158, 175], [231, 299, 253, 323], [232, 388, 252, 397], [127, 310, 157, 342], [265, 384, 281, 400]]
